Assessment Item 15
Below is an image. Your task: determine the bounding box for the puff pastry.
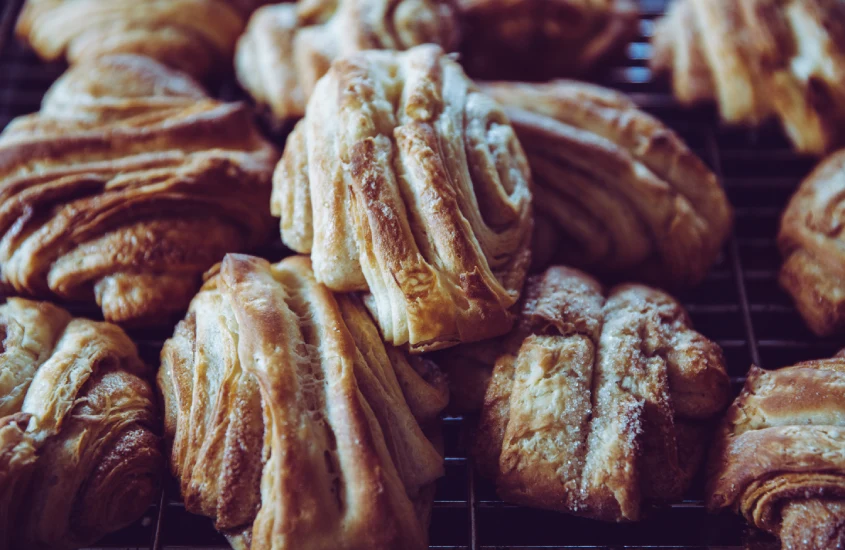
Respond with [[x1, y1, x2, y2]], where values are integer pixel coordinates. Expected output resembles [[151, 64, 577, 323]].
[[273, 45, 533, 352], [158, 254, 448, 550], [651, 0, 845, 155], [707, 355, 845, 549], [235, 0, 459, 124], [16, 0, 270, 79], [473, 266, 730, 521], [0, 54, 277, 326], [480, 80, 732, 287], [458, 0, 638, 80], [778, 149, 845, 336], [0, 298, 161, 550]]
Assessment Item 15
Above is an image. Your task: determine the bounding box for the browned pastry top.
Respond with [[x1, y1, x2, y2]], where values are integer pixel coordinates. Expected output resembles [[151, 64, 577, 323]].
[[158, 254, 448, 550], [707, 357, 845, 550], [479, 80, 732, 288], [235, 0, 459, 124], [16, 0, 272, 79], [457, 0, 638, 80], [779, 149, 845, 336], [472, 266, 730, 522], [651, 0, 845, 155], [0, 298, 160, 550], [273, 45, 533, 352], [0, 54, 277, 326]]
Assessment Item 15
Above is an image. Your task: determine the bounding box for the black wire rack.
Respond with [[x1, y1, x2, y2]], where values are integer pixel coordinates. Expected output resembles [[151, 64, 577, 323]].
[[1, 0, 841, 548]]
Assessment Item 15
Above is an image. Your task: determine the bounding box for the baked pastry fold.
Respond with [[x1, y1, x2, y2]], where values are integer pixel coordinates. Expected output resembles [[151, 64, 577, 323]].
[[0, 298, 161, 550], [457, 0, 638, 80], [707, 356, 845, 550], [16, 0, 271, 79], [473, 266, 730, 521], [158, 254, 448, 550], [779, 149, 845, 336], [479, 80, 732, 288], [273, 45, 533, 352], [0, 54, 277, 326], [651, 0, 845, 155], [235, 0, 459, 124]]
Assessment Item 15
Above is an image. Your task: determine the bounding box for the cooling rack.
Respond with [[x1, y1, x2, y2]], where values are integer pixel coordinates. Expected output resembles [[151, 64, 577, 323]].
[[1, 0, 841, 548]]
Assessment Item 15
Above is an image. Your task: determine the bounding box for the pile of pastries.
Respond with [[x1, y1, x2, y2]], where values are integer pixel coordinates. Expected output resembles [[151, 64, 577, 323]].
[[1, 0, 843, 549]]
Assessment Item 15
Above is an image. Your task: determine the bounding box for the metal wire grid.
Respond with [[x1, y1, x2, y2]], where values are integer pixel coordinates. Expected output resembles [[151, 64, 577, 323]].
[[1, 0, 842, 547]]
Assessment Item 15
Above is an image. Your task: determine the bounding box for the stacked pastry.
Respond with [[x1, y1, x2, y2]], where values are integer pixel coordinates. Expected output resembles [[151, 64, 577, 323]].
[[16, 0, 272, 79], [158, 254, 448, 549], [0, 54, 277, 326], [0, 298, 161, 550], [457, 0, 639, 80], [235, 0, 460, 124], [707, 354, 845, 549], [480, 80, 732, 288], [473, 266, 730, 520], [652, 0, 845, 155], [273, 45, 533, 352]]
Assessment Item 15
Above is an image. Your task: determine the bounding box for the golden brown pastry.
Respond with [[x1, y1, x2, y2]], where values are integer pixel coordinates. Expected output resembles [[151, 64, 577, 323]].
[[273, 45, 533, 352], [473, 266, 730, 521], [479, 80, 732, 287], [16, 0, 271, 79], [706, 354, 845, 550], [235, 0, 460, 125], [651, 0, 845, 155], [158, 254, 448, 550], [458, 0, 638, 81], [0, 54, 277, 326], [0, 297, 161, 550], [778, 149, 845, 336]]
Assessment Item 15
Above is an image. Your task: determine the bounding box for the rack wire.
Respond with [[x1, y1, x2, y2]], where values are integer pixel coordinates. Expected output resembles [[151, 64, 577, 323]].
[[1, 0, 840, 548]]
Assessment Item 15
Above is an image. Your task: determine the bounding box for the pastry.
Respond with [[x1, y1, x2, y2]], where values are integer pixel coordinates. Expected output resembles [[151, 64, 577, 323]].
[[651, 0, 845, 155], [706, 354, 845, 550], [16, 0, 271, 79], [235, 0, 459, 125], [473, 266, 730, 521], [458, 0, 638, 80], [0, 297, 161, 550], [158, 254, 449, 550], [479, 80, 732, 288], [779, 149, 845, 336], [273, 45, 533, 352], [0, 54, 277, 326]]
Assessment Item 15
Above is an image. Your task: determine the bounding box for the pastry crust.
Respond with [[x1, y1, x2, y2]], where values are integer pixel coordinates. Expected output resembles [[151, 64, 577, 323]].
[[706, 356, 845, 549], [0, 297, 160, 550], [273, 45, 533, 352], [651, 0, 845, 155], [235, 0, 459, 125], [472, 266, 730, 521], [158, 254, 448, 549], [779, 149, 845, 336], [16, 0, 271, 79], [457, 0, 638, 80], [480, 80, 732, 288], [0, 54, 277, 326]]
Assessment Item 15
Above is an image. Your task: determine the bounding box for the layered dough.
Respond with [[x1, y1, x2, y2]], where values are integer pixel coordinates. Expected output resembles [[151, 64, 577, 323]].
[[158, 254, 448, 550], [273, 45, 533, 352], [458, 0, 638, 80], [480, 80, 732, 288], [235, 0, 459, 124], [707, 355, 845, 550], [0, 54, 277, 326], [779, 149, 845, 336], [16, 0, 271, 79], [0, 298, 160, 550], [651, 0, 845, 155], [474, 266, 730, 521]]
